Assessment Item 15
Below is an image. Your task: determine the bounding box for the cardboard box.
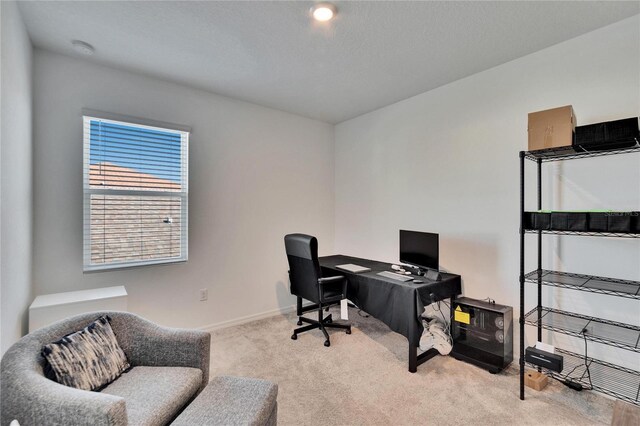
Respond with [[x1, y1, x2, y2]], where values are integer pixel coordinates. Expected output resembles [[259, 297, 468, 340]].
[[524, 370, 548, 391], [528, 105, 576, 151]]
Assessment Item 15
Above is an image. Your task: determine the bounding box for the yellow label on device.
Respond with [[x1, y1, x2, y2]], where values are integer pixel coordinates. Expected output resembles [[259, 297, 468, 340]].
[[454, 306, 470, 324]]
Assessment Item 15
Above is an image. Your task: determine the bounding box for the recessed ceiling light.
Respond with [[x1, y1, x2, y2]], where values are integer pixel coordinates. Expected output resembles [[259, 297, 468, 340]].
[[311, 2, 337, 22], [71, 40, 95, 56]]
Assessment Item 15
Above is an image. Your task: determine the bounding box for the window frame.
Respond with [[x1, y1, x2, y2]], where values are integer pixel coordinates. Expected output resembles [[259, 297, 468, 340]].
[[82, 113, 190, 272]]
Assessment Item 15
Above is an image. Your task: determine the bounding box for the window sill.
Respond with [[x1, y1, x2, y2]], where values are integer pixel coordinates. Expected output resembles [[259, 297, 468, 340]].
[[83, 257, 187, 273]]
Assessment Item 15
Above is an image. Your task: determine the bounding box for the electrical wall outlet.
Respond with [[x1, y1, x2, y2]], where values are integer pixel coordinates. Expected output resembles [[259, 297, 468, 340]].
[[199, 288, 208, 301]]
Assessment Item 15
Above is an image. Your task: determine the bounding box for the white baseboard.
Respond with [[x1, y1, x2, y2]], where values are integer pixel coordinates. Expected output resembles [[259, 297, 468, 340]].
[[199, 303, 307, 333]]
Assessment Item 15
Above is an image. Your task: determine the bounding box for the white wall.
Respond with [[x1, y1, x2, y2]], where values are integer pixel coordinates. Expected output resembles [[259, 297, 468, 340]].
[[335, 16, 639, 366], [32, 50, 335, 330], [1, 1, 34, 355]]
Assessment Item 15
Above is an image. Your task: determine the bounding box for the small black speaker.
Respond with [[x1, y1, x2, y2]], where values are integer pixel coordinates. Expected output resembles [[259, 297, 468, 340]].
[[451, 297, 513, 374]]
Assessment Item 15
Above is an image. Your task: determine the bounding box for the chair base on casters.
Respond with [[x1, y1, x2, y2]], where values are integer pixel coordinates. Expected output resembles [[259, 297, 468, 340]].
[[291, 313, 351, 347]]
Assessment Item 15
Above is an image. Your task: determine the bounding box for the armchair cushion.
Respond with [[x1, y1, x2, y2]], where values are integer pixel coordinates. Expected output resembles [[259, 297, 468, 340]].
[[42, 316, 130, 391], [101, 366, 202, 426], [107, 314, 210, 393]]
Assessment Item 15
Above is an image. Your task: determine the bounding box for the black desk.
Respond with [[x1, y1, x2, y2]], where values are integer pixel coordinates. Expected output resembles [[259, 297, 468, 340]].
[[319, 255, 462, 372]]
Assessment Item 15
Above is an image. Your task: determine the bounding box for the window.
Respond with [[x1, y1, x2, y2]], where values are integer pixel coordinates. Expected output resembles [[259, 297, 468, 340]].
[[83, 115, 189, 271]]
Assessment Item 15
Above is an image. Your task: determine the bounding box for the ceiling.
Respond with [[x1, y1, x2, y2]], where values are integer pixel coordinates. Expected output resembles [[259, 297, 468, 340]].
[[18, 1, 639, 124]]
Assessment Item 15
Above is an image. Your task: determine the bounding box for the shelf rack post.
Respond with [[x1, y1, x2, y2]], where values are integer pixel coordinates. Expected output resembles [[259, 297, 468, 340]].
[[519, 151, 526, 401], [537, 158, 543, 345]]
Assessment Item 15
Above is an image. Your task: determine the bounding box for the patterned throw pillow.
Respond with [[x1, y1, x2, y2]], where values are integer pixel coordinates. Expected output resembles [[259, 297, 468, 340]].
[[42, 316, 130, 391]]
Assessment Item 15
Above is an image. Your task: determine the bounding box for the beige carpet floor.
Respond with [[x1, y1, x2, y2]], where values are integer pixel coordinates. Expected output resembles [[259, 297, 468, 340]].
[[208, 306, 614, 425]]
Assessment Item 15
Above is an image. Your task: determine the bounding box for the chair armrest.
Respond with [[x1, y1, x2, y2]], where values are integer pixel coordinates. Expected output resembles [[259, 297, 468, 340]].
[[318, 275, 345, 286], [109, 314, 211, 392], [318, 275, 348, 303], [1, 369, 127, 426]]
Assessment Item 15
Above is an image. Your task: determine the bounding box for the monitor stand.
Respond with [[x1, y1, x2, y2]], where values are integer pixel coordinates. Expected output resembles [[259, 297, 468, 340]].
[[424, 269, 441, 281], [406, 265, 441, 280]]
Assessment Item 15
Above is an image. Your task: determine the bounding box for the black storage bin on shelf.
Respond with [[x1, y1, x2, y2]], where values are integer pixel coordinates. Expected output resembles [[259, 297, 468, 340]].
[[574, 117, 639, 151], [587, 212, 639, 233], [630, 212, 640, 234], [523, 212, 534, 229], [607, 213, 632, 233], [550, 212, 588, 231], [588, 212, 609, 232], [524, 212, 550, 230]]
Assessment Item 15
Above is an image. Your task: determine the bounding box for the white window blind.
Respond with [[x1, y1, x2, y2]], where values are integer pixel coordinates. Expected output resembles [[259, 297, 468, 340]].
[[83, 116, 189, 271]]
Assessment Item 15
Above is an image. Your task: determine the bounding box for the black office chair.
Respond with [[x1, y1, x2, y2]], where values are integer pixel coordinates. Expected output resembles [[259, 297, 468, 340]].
[[284, 234, 351, 347]]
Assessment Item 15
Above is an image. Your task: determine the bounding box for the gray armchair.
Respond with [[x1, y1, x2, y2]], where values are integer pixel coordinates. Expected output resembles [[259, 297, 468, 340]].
[[0, 311, 211, 426]]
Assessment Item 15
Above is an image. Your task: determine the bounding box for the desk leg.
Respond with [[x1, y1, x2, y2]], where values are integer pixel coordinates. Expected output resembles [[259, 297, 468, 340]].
[[450, 295, 456, 337], [409, 345, 418, 373], [408, 296, 456, 373], [409, 344, 439, 373]]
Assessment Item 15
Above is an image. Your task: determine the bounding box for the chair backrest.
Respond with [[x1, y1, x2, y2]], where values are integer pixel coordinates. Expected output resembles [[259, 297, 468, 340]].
[[284, 234, 322, 303]]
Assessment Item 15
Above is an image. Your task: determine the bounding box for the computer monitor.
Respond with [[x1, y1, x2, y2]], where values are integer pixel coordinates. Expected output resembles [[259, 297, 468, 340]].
[[399, 230, 439, 272]]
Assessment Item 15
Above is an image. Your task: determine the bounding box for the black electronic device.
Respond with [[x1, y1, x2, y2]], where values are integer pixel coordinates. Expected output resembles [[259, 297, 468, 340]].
[[399, 230, 439, 273], [451, 297, 513, 374], [525, 346, 564, 373]]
